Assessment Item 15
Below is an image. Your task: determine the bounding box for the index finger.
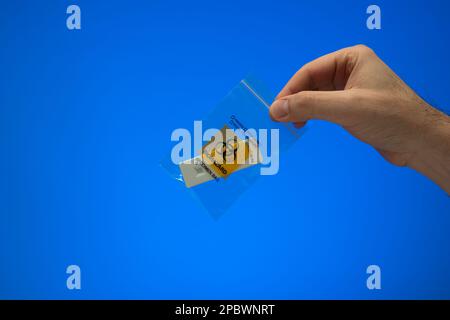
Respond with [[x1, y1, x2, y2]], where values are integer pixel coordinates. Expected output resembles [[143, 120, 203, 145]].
[[276, 46, 357, 99]]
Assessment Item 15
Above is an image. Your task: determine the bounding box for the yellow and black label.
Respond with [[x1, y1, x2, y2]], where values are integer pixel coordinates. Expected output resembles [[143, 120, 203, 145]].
[[201, 125, 251, 179]]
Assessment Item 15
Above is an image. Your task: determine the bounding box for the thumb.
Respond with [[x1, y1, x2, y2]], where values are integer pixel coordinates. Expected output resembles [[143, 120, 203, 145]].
[[270, 90, 357, 126]]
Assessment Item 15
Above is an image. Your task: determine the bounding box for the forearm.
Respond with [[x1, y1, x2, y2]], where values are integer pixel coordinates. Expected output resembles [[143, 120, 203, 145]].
[[409, 110, 450, 195]]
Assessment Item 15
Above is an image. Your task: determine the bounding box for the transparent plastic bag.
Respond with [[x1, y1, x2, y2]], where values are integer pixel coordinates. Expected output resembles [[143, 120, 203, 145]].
[[160, 76, 305, 219]]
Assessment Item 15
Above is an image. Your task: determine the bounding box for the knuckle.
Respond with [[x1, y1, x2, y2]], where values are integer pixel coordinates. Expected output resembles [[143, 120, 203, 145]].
[[353, 44, 375, 56], [294, 91, 314, 106], [292, 92, 316, 118]]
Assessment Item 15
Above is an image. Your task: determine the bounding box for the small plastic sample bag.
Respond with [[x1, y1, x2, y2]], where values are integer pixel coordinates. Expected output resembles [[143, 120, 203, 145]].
[[161, 76, 304, 219]]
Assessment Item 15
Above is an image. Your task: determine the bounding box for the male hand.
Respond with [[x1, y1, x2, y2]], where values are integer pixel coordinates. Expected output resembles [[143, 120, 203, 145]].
[[270, 45, 450, 194]]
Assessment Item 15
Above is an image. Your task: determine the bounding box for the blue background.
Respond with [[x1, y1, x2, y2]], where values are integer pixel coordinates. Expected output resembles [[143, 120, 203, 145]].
[[1, 0, 449, 299]]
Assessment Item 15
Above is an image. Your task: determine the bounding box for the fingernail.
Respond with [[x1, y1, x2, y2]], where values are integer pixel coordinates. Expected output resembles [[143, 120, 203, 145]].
[[270, 99, 289, 120]]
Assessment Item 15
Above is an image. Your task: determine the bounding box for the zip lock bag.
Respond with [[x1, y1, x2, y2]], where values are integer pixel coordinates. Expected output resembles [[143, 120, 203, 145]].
[[161, 76, 306, 219]]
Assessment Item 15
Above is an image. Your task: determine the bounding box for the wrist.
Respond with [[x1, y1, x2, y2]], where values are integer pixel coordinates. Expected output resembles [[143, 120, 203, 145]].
[[409, 108, 450, 194]]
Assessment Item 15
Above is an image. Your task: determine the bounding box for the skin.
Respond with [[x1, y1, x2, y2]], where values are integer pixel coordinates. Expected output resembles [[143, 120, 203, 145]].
[[270, 45, 450, 194]]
